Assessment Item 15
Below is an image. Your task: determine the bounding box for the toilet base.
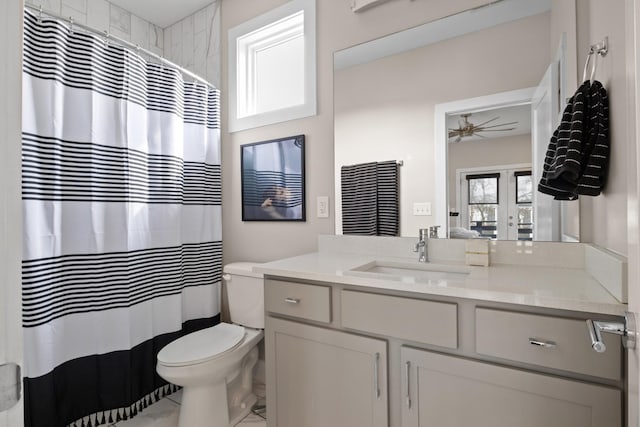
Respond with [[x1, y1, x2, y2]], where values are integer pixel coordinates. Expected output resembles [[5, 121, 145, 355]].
[[179, 381, 229, 427], [177, 378, 259, 427], [228, 392, 258, 426], [175, 345, 261, 427]]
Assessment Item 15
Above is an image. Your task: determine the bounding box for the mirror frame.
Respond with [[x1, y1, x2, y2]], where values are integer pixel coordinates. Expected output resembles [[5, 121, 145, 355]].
[[433, 87, 537, 237]]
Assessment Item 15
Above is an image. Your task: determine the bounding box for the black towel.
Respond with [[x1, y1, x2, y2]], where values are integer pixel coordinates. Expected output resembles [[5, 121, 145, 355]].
[[341, 161, 399, 236], [538, 81, 589, 200], [342, 162, 378, 235], [538, 80, 609, 199], [376, 161, 400, 236], [576, 80, 609, 195]]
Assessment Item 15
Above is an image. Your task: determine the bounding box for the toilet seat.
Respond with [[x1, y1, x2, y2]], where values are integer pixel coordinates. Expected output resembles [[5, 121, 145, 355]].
[[157, 323, 246, 367]]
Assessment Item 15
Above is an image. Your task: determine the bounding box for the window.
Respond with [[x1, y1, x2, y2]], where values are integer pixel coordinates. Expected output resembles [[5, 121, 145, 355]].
[[229, 0, 316, 132]]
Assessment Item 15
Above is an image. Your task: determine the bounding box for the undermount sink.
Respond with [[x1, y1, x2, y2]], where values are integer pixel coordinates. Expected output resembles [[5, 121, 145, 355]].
[[348, 260, 471, 283]]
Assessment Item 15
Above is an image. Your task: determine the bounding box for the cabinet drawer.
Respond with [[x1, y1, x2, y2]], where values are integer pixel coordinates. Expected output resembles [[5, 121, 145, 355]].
[[475, 308, 622, 380], [341, 290, 457, 348], [265, 280, 331, 323]]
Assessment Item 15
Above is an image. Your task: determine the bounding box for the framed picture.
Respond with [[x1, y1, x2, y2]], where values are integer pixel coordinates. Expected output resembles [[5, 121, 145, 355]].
[[241, 135, 306, 221]]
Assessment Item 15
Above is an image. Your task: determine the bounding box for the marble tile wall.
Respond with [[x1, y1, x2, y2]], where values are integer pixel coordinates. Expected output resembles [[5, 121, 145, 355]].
[[25, 0, 221, 89], [164, 1, 221, 89], [25, 0, 164, 56]]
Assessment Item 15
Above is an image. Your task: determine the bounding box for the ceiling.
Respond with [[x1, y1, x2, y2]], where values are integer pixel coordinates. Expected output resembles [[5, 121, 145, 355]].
[[334, 0, 551, 70], [108, 0, 214, 28], [446, 104, 532, 143]]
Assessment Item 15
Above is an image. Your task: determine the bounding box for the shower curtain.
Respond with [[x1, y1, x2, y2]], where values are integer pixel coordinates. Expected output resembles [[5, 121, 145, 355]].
[[21, 10, 222, 427]]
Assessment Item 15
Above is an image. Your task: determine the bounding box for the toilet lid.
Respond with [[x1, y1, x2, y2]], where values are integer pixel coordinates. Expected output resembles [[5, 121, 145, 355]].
[[157, 323, 246, 367]]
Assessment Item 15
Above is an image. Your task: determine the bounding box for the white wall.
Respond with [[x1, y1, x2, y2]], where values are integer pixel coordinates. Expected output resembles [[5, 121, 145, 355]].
[[576, 0, 631, 255], [0, 0, 23, 425], [25, 0, 164, 55], [551, 0, 578, 96]]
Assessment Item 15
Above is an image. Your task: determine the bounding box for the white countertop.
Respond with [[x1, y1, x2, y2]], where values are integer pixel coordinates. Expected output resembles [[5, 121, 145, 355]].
[[255, 252, 627, 316]]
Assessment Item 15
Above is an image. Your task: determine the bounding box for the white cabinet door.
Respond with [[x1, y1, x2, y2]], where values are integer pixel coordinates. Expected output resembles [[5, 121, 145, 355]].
[[401, 347, 621, 427], [266, 317, 388, 427]]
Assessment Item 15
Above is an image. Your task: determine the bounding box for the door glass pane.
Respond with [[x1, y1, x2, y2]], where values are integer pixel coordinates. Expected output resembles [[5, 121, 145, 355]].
[[516, 174, 532, 203], [517, 205, 533, 241], [468, 205, 497, 239], [468, 177, 498, 204]]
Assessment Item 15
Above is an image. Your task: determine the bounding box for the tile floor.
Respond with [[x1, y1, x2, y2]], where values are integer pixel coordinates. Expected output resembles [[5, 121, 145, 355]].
[[99, 382, 266, 427]]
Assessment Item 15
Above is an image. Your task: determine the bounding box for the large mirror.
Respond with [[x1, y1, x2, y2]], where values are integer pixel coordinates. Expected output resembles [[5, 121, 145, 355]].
[[333, 0, 580, 241]]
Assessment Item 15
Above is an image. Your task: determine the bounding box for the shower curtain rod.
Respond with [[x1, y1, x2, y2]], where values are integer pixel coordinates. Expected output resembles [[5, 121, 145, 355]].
[[24, 4, 215, 89]]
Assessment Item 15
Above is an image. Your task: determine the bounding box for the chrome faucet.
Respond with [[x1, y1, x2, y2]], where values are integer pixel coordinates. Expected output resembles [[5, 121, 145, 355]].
[[413, 228, 429, 262]]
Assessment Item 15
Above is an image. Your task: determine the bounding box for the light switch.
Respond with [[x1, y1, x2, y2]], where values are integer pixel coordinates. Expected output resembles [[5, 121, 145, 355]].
[[317, 196, 329, 218], [413, 202, 431, 216]]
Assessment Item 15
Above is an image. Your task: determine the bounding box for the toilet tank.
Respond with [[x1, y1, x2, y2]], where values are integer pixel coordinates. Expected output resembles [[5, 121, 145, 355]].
[[223, 262, 264, 329]]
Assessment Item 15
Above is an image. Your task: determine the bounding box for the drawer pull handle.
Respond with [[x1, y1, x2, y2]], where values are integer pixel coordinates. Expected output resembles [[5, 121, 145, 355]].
[[373, 352, 380, 399], [529, 338, 557, 348], [284, 297, 300, 304], [405, 361, 411, 409]]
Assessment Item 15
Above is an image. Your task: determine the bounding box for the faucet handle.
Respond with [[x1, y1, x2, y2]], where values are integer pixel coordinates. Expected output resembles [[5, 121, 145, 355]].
[[418, 228, 429, 240]]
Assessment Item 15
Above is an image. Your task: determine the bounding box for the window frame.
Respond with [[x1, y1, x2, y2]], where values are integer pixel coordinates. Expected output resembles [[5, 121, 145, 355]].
[[228, 0, 317, 133]]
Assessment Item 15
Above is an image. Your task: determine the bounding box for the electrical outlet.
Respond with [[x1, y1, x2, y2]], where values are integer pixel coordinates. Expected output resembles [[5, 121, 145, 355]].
[[317, 196, 329, 218], [413, 202, 431, 216]]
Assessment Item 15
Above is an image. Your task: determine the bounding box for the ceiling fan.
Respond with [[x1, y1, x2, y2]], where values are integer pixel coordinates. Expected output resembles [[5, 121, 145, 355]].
[[448, 113, 518, 143]]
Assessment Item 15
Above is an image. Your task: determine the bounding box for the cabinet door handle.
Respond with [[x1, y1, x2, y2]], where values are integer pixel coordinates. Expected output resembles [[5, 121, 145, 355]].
[[405, 361, 411, 409], [528, 338, 557, 348], [373, 352, 380, 399], [284, 297, 300, 304]]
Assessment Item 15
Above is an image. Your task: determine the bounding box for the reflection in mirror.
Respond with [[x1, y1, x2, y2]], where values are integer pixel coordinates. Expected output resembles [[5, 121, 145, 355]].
[[333, 0, 578, 241], [447, 104, 533, 240]]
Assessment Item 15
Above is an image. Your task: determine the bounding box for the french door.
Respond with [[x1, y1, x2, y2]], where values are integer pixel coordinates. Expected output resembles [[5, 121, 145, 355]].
[[458, 165, 533, 240]]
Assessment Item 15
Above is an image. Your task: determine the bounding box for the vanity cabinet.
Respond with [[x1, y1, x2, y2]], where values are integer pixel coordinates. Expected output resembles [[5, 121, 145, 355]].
[[265, 317, 388, 427], [400, 347, 621, 427], [264, 279, 624, 427]]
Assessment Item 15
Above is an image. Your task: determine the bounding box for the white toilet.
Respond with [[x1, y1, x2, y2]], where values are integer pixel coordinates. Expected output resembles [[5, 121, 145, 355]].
[[156, 262, 264, 427]]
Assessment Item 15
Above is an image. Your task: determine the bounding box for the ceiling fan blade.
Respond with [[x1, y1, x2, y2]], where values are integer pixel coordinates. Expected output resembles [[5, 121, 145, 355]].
[[477, 121, 519, 130], [475, 127, 517, 132], [472, 116, 500, 128]]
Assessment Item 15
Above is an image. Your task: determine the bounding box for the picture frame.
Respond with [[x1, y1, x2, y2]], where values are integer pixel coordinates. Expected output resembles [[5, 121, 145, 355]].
[[241, 135, 306, 221]]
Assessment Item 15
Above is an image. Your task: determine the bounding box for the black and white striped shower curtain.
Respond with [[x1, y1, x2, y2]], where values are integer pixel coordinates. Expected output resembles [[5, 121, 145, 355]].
[[21, 11, 222, 427]]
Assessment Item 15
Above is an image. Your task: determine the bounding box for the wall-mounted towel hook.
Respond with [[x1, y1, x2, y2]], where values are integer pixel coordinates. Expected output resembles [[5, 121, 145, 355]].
[[592, 36, 608, 57], [68, 16, 74, 33], [582, 51, 594, 83], [582, 36, 609, 83], [103, 30, 109, 47], [38, 5, 43, 22]]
